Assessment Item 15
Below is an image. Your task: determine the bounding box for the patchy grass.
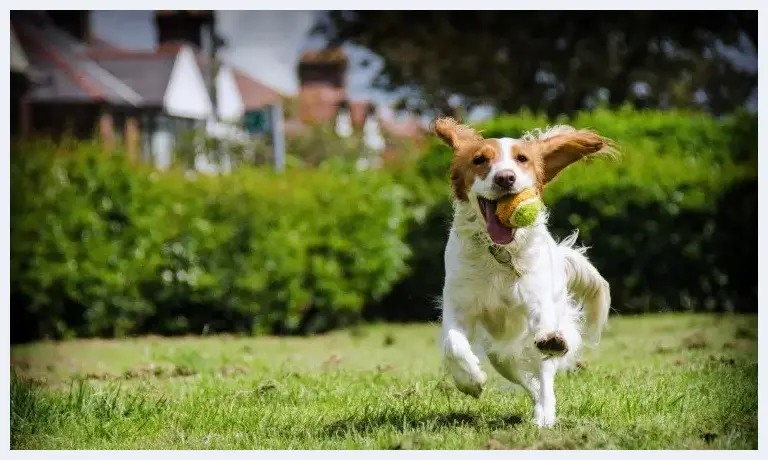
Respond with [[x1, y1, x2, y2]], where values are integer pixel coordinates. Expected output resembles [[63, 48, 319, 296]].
[[10, 313, 757, 449]]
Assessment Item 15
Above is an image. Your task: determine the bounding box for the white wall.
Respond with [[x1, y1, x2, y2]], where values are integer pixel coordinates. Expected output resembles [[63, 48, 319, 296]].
[[151, 129, 174, 170], [164, 45, 213, 120], [335, 109, 353, 138], [215, 65, 246, 122], [363, 116, 385, 152]]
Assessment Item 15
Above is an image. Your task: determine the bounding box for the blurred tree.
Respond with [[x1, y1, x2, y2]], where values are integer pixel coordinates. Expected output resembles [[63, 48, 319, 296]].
[[318, 11, 756, 116]]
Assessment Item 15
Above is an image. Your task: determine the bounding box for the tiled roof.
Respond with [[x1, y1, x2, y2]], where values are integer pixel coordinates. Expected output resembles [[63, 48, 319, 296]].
[[39, 29, 282, 112], [13, 19, 143, 106], [14, 22, 105, 101], [93, 55, 177, 106], [88, 36, 131, 54], [82, 43, 180, 106], [232, 68, 282, 110], [10, 26, 30, 73], [86, 41, 184, 60], [197, 53, 283, 111], [14, 12, 282, 114], [26, 60, 92, 102]]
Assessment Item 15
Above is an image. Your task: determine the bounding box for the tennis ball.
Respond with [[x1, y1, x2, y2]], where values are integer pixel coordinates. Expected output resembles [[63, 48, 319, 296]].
[[495, 188, 543, 228]]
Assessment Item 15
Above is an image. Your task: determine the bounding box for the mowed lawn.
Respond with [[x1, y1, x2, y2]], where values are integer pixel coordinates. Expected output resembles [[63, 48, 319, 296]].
[[10, 313, 757, 450]]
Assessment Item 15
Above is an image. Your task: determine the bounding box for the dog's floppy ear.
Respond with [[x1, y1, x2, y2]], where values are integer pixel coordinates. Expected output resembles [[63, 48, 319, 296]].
[[537, 129, 616, 185], [434, 117, 483, 152]]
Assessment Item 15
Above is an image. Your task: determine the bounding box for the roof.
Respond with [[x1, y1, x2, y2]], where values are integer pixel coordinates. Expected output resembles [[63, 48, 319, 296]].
[[10, 26, 30, 73], [89, 48, 178, 106], [26, 60, 91, 102], [14, 13, 281, 114], [13, 18, 142, 106], [232, 68, 282, 111], [197, 54, 283, 111], [15, 23, 105, 102]]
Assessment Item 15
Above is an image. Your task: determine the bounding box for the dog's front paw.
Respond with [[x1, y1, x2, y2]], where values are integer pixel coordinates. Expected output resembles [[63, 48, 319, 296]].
[[443, 331, 487, 398], [533, 404, 556, 428], [535, 332, 568, 357], [445, 353, 487, 398]]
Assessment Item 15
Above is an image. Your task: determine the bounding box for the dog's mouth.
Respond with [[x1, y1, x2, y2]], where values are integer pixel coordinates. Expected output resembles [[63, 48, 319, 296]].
[[477, 197, 516, 245]]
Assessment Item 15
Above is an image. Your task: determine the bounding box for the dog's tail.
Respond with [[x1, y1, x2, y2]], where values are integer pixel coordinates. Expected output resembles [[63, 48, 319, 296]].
[[559, 230, 611, 347]]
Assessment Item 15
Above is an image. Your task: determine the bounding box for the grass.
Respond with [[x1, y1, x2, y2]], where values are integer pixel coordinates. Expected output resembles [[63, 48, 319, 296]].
[[10, 313, 757, 450]]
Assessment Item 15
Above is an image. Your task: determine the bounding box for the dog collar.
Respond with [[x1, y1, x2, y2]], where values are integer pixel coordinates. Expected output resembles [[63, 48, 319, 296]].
[[489, 245, 523, 277], [473, 233, 523, 277]]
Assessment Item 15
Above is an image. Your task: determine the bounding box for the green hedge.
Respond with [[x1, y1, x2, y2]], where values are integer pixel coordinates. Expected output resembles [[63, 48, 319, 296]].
[[367, 108, 757, 321], [11, 108, 758, 340], [10, 140, 410, 341]]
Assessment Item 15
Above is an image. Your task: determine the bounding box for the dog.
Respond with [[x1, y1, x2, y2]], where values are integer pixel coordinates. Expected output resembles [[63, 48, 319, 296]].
[[434, 117, 613, 428]]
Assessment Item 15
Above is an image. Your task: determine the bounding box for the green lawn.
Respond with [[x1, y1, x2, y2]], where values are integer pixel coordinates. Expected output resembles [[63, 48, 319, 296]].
[[10, 313, 757, 449]]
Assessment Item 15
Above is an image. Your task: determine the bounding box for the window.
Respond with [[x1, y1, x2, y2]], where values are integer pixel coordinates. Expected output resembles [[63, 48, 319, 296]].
[[243, 108, 271, 135]]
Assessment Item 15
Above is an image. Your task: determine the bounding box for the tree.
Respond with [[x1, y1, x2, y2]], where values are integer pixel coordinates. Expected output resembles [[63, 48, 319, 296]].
[[318, 11, 757, 117]]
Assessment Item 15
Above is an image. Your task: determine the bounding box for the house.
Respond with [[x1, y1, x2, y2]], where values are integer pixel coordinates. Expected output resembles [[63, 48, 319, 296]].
[[287, 47, 425, 159], [11, 25, 35, 141], [11, 10, 283, 170]]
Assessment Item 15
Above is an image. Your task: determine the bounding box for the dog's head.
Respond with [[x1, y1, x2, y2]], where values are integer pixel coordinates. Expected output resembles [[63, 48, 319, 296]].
[[434, 117, 613, 246]]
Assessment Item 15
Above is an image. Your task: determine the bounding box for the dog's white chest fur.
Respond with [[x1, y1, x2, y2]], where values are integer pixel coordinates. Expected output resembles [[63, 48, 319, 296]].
[[445, 214, 568, 344]]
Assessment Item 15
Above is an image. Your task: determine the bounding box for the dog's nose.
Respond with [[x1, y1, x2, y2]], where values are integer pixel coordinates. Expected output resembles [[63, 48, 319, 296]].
[[493, 170, 516, 189]]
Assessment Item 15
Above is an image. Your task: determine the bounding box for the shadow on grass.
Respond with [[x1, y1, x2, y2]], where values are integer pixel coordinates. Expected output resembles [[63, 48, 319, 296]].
[[324, 410, 524, 438]]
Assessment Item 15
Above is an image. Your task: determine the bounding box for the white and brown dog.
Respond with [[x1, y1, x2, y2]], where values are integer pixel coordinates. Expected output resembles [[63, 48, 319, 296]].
[[434, 117, 613, 428]]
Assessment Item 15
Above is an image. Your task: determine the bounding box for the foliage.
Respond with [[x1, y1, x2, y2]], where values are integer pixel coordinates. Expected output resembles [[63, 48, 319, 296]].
[[10, 109, 758, 338], [319, 11, 756, 116], [10, 139, 410, 341], [368, 108, 757, 321], [171, 127, 273, 170], [284, 123, 380, 168]]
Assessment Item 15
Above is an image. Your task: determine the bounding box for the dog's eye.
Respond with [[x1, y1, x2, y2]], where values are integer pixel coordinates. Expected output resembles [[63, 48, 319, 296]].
[[516, 154, 528, 163], [472, 155, 487, 165]]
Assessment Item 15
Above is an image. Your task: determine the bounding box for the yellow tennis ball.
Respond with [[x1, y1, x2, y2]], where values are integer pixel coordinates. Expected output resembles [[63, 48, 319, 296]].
[[495, 188, 543, 228]]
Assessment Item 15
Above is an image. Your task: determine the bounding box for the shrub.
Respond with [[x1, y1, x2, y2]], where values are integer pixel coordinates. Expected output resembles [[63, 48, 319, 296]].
[[368, 108, 757, 320], [10, 139, 410, 341], [11, 108, 757, 340]]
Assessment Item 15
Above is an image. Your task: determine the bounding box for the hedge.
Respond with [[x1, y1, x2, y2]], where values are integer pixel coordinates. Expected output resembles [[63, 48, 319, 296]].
[[366, 107, 757, 321], [10, 139, 410, 341], [11, 108, 758, 341]]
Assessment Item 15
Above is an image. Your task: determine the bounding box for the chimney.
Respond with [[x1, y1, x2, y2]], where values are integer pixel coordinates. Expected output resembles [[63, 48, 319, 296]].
[[154, 10, 214, 49], [46, 11, 91, 43], [297, 48, 348, 88]]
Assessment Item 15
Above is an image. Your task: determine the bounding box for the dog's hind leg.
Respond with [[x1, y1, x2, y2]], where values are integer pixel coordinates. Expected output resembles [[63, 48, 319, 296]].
[[488, 352, 562, 428], [441, 297, 487, 398]]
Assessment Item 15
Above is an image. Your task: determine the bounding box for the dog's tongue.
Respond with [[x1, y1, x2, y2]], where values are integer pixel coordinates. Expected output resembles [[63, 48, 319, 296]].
[[483, 200, 515, 245]]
